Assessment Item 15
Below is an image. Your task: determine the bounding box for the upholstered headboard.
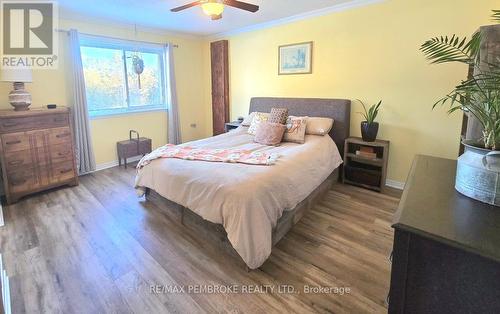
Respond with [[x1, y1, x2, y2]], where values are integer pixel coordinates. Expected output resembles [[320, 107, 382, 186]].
[[249, 97, 351, 153]]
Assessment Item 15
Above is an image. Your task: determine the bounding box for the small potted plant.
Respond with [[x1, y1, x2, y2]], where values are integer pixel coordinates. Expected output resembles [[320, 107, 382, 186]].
[[358, 100, 382, 142]]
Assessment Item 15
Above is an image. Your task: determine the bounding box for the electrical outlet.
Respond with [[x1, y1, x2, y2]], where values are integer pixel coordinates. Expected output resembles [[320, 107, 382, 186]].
[[190, 123, 197, 128]]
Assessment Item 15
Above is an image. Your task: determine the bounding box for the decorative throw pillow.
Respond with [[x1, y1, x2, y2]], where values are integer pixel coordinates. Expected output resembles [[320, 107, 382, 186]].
[[268, 107, 288, 124], [254, 122, 286, 146], [283, 116, 308, 144], [305, 117, 334, 135], [241, 112, 255, 126], [248, 112, 269, 135]]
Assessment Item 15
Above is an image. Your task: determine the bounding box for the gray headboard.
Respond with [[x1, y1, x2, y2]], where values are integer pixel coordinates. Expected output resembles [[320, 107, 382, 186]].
[[249, 97, 351, 153]]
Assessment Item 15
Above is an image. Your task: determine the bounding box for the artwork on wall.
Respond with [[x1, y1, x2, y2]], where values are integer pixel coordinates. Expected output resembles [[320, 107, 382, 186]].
[[278, 41, 313, 75]]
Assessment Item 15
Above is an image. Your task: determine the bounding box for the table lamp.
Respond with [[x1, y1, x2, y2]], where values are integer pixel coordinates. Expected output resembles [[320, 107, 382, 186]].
[[0, 67, 33, 111]]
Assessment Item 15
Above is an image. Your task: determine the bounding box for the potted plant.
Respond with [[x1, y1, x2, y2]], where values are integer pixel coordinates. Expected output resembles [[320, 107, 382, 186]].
[[420, 10, 500, 206], [358, 100, 382, 142]]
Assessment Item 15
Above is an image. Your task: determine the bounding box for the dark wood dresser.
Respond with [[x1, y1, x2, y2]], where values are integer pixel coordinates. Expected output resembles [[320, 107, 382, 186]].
[[0, 108, 78, 204], [389, 155, 500, 313]]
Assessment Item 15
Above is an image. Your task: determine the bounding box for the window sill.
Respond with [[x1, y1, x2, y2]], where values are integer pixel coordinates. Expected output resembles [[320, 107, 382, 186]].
[[89, 108, 167, 120]]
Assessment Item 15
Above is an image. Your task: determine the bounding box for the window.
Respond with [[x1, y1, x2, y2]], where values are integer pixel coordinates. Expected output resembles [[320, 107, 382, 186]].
[[80, 35, 167, 118]]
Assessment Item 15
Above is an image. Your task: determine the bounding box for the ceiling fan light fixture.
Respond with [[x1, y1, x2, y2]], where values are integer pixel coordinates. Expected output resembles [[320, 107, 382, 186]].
[[201, 2, 224, 17]]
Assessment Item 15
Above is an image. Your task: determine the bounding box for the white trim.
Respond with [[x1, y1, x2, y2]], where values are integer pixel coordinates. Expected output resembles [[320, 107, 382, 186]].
[[60, 0, 383, 39], [207, 0, 386, 39], [59, 16, 201, 40], [90, 108, 167, 120], [94, 156, 143, 172], [93, 155, 407, 190], [386, 179, 405, 190], [0, 253, 11, 314], [79, 33, 166, 51], [0, 203, 4, 227]]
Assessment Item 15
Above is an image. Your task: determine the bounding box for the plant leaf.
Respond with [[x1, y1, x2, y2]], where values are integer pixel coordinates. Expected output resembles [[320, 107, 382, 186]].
[[420, 34, 479, 65]]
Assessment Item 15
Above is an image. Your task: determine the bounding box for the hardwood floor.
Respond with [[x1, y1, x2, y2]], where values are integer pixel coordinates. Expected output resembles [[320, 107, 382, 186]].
[[0, 165, 400, 313]]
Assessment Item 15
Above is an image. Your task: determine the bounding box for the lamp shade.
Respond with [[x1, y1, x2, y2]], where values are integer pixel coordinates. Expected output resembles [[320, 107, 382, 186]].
[[0, 67, 33, 83]]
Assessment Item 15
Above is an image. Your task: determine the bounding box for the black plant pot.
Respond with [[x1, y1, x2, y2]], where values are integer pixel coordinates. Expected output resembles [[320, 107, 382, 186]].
[[361, 121, 379, 142]]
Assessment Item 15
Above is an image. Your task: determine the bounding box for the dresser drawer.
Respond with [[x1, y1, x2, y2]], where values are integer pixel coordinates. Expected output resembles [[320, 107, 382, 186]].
[[7, 168, 36, 193], [49, 143, 74, 164], [47, 127, 72, 145], [4, 150, 34, 170], [34, 144, 73, 166], [0, 113, 69, 133], [2, 133, 31, 152], [1, 132, 45, 153], [51, 160, 75, 183]]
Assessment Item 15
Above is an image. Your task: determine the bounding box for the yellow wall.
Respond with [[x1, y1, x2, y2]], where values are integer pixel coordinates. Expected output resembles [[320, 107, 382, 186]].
[[0, 18, 210, 165], [1, 0, 496, 180], [208, 0, 497, 183]]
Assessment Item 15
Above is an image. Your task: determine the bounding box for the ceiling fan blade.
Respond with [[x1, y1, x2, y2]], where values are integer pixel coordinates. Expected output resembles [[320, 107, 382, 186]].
[[170, 1, 202, 12], [223, 0, 259, 13]]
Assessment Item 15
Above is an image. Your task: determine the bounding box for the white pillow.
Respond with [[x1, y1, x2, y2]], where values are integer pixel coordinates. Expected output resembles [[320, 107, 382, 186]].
[[247, 112, 270, 135], [241, 112, 255, 126], [306, 117, 334, 135]]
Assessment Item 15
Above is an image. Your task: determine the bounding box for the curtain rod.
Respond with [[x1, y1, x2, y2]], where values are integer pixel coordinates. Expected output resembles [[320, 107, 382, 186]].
[[55, 28, 179, 48]]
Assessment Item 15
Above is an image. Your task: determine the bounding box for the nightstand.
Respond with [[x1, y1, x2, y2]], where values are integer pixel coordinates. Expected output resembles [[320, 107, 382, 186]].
[[224, 121, 241, 132], [342, 137, 389, 192]]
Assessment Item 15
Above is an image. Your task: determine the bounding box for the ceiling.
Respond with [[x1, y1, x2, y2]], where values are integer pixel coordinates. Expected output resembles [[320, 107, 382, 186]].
[[57, 0, 359, 37]]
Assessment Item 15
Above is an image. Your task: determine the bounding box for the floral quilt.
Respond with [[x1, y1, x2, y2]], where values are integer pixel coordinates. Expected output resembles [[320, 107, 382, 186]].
[[137, 144, 279, 169]]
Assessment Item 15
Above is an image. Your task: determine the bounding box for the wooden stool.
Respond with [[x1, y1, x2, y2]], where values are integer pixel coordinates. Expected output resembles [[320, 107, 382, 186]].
[[117, 130, 152, 168]]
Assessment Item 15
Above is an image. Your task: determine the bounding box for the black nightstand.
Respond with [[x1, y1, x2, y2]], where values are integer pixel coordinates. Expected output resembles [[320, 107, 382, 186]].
[[224, 121, 241, 132], [342, 137, 389, 192]]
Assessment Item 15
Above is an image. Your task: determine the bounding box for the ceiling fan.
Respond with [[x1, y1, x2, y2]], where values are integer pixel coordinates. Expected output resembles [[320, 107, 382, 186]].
[[171, 0, 259, 20]]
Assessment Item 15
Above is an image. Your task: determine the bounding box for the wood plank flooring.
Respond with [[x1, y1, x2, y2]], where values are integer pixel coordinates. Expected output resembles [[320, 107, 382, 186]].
[[0, 165, 400, 313]]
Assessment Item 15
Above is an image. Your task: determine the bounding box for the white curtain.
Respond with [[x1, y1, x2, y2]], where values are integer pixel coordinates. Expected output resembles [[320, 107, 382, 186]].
[[69, 29, 96, 174], [165, 43, 181, 144]]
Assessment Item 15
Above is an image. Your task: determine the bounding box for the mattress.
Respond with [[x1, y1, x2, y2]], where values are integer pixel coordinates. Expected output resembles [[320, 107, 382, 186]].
[[135, 127, 343, 268]]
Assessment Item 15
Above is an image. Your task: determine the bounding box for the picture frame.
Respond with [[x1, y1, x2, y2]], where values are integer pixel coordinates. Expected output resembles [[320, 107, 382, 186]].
[[278, 41, 313, 75]]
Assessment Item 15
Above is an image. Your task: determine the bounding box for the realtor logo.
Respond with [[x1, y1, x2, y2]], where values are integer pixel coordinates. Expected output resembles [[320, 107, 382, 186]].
[[1, 1, 58, 69]]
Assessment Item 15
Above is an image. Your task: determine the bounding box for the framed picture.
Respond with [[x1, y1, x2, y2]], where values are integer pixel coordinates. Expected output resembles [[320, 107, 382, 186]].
[[278, 41, 313, 75]]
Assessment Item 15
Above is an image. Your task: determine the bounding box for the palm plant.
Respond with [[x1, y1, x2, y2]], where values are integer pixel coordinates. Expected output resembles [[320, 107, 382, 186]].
[[420, 10, 500, 150], [358, 100, 382, 124]]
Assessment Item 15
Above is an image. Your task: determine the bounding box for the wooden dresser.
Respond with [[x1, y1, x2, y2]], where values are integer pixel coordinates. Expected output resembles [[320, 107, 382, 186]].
[[389, 155, 500, 313], [0, 108, 78, 204]]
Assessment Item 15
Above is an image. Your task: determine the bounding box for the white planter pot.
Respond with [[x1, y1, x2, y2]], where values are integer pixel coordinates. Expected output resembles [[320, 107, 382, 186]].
[[455, 141, 500, 206]]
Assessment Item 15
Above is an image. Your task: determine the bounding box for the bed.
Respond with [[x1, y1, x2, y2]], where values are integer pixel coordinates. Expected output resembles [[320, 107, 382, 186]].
[[135, 97, 351, 269]]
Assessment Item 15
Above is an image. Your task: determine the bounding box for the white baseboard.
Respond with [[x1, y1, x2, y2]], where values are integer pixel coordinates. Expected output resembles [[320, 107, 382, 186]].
[[0, 253, 11, 314], [0, 204, 4, 227], [386, 179, 405, 190], [93, 157, 407, 191], [94, 156, 143, 172]]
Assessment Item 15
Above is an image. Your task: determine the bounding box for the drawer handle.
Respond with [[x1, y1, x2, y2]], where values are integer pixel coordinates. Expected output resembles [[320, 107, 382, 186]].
[[8, 159, 24, 166], [10, 178, 27, 186], [56, 133, 70, 138], [6, 140, 21, 145], [57, 151, 69, 156], [53, 118, 66, 123], [59, 168, 73, 174]]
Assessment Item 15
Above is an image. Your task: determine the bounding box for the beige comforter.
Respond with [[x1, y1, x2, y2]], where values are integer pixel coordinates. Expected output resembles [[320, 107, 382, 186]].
[[135, 127, 342, 269]]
